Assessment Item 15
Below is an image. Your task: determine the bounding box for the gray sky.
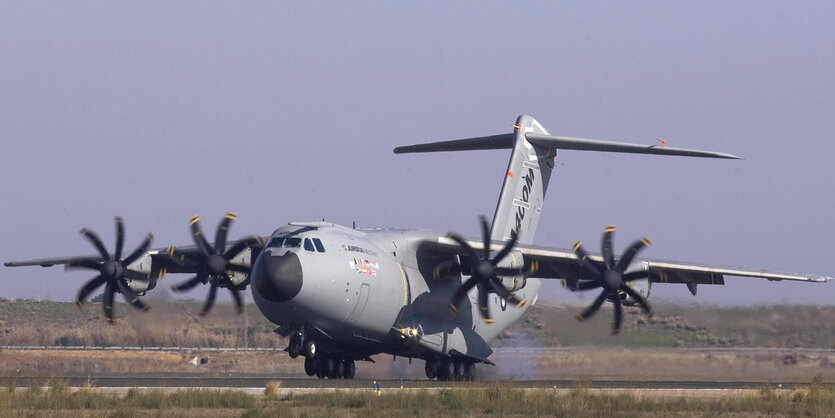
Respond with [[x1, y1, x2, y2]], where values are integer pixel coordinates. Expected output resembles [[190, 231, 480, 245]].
[[2, 2, 834, 305]]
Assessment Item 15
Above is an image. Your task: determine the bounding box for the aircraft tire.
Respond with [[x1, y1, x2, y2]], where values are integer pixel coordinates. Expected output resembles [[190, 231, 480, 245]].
[[463, 362, 475, 381], [304, 356, 317, 376], [318, 355, 335, 378], [424, 359, 437, 380], [439, 358, 454, 381], [304, 340, 317, 359], [452, 358, 464, 381], [288, 335, 302, 359], [332, 357, 345, 379], [343, 359, 356, 379]]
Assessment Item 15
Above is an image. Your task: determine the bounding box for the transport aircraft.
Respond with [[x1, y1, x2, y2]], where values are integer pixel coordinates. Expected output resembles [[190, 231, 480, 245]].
[[5, 115, 830, 381]]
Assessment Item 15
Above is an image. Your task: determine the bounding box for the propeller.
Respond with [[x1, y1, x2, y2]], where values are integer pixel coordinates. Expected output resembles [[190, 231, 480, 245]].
[[572, 224, 653, 334], [443, 215, 538, 324], [69, 217, 154, 322], [168, 211, 263, 316]]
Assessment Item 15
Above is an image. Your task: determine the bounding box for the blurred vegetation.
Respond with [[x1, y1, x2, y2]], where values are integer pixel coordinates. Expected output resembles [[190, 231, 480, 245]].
[[0, 378, 833, 417], [494, 302, 835, 349], [1, 299, 834, 349]]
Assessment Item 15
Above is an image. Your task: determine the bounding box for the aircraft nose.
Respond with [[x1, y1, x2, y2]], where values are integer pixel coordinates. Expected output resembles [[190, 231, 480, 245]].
[[252, 252, 303, 302]]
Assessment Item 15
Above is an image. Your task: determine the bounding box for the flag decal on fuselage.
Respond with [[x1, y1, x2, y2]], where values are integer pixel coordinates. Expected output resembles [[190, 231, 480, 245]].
[[350, 258, 379, 276]]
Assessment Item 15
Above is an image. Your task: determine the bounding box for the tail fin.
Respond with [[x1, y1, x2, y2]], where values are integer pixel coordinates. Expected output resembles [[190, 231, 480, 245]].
[[490, 115, 555, 244], [394, 115, 740, 245]]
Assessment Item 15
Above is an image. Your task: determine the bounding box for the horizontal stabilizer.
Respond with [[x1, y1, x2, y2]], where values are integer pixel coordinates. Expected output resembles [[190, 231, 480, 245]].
[[525, 133, 741, 159], [393, 133, 514, 154], [393, 127, 740, 159]]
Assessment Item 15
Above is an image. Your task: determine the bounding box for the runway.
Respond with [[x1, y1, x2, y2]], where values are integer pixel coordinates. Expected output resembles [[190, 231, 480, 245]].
[[0, 376, 821, 390]]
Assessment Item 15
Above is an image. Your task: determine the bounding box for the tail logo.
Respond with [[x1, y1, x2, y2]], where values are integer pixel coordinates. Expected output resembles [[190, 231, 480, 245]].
[[509, 168, 536, 240]]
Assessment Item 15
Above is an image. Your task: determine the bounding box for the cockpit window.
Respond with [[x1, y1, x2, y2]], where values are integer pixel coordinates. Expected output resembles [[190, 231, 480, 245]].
[[284, 237, 302, 248], [267, 237, 285, 248], [303, 238, 315, 252], [312, 238, 325, 253]]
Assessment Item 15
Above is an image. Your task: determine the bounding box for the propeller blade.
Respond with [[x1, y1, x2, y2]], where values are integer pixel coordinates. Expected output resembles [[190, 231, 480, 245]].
[[623, 271, 649, 282], [446, 233, 479, 260], [122, 269, 149, 281], [572, 241, 603, 277], [116, 278, 149, 311], [223, 239, 251, 260], [494, 267, 523, 277], [227, 263, 250, 274], [103, 281, 115, 323], [172, 274, 206, 292], [479, 215, 491, 259], [490, 236, 518, 266], [229, 287, 243, 314], [76, 274, 107, 306], [449, 277, 479, 313], [477, 284, 493, 325], [114, 217, 125, 260], [214, 211, 237, 255], [615, 238, 651, 273], [612, 296, 623, 335], [80, 228, 111, 260], [621, 286, 653, 317], [233, 276, 251, 291], [487, 278, 525, 307], [122, 233, 154, 266], [601, 224, 616, 269], [576, 290, 608, 321], [200, 283, 218, 316], [190, 215, 213, 256]]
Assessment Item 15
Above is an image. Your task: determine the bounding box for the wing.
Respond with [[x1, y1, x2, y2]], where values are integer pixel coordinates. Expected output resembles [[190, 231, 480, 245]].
[[4, 238, 265, 276], [426, 236, 830, 287]]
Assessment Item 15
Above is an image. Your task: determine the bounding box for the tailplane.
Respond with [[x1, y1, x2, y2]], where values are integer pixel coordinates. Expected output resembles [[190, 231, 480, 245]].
[[394, 115, 739, 245]]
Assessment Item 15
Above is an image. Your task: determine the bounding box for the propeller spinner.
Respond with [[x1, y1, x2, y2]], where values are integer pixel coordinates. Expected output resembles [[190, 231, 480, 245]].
[[572, 224, 653, 334]]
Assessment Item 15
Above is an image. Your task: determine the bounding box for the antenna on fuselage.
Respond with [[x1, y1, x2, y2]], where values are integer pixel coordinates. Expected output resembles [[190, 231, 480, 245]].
[[352, 221, 356, 229]]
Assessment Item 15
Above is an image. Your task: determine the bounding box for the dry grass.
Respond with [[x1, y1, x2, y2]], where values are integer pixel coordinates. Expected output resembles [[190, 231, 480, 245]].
[[0, 378, 833, 417], [4, 300, 835, 350], [264, 380, 281, 397]]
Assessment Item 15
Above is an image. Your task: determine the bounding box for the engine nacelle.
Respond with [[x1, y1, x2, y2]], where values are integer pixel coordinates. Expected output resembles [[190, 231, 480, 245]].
[[124, 253, 156, 294], [226, 247, 254, 287], [621, 277, 651, 306], [495, 250, 527, 292]]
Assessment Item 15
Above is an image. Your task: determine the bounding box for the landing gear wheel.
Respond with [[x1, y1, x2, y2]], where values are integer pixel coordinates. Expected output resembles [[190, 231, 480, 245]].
[[332, 358, 345, 379], [463, 362, 475, 381], [316, 355, 334, 379], [452, 358, 464, 381], [343, 359, 356, 379], [304, 340, 317, 359], [439, 358, 454, 381], [288, 334, 302, 359], [424, 359, 437, 380], [304, 356, 316, 376]]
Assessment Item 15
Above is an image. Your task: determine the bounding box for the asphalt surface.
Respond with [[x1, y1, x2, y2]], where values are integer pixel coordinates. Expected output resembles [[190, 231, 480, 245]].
[[0, 376, 824, 390]]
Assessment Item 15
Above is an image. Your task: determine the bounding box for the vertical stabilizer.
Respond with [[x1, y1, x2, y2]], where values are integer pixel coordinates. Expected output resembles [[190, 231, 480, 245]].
[[490, 115, 556, 245]]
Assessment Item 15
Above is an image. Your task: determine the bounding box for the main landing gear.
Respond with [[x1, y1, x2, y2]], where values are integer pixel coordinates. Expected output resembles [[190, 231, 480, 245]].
[[288, 333, 356, 379], [425, 357, 476, 381], [305, 354, 356, 379]]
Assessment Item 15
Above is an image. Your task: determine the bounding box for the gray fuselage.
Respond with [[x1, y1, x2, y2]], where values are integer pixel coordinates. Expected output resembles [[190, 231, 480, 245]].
[[249, 222, 540, 361]]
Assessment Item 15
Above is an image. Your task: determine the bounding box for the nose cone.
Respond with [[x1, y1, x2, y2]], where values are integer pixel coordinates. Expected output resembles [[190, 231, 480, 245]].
[[252, 252, 303, 302]]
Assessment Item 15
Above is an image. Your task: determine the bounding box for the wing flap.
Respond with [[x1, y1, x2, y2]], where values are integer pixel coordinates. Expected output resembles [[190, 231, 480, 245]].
[[429, 236, 830, 284]]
